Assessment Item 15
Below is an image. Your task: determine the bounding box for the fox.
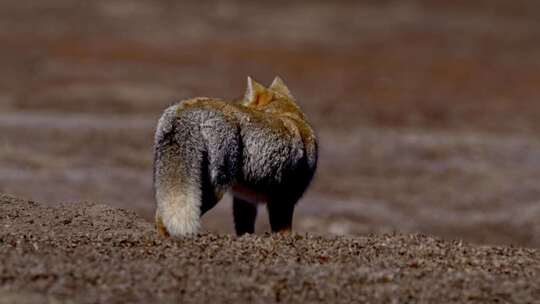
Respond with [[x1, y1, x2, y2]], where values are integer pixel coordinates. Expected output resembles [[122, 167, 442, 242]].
[[153, 76, 318, 237]]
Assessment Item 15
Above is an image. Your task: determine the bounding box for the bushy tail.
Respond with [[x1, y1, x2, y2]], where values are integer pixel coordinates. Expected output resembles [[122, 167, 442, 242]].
[[153, 102, 241, 236], [153, 105, 202, 236]]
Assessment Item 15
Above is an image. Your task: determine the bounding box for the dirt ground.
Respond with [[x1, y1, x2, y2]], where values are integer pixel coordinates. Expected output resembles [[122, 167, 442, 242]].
[[1, 0, 540, 251], [2, 194, 540, 303]]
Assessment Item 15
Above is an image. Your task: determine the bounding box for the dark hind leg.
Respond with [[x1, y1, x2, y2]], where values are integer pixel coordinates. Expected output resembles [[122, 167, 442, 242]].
[[267, 199, 295, 234], [199, 151, 224, 216], [233, 197, 258, 235]]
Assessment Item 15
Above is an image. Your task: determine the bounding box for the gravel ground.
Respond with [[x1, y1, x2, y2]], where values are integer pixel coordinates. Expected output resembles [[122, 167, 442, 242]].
[[2, 194, 540, 303]]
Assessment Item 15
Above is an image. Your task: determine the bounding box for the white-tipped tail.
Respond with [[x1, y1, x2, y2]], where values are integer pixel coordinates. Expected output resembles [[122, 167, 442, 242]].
[[155, 182, 201, 236], [154, 103, 202, 236]]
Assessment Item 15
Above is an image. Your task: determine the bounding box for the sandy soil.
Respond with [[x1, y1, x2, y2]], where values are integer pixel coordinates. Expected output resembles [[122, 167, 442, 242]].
[[2, 194, 540, 303]]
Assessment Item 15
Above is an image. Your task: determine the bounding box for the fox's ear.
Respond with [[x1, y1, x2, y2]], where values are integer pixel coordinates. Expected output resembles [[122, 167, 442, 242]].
[[269, 76, 293, 98], [244, 76, 273, 106]]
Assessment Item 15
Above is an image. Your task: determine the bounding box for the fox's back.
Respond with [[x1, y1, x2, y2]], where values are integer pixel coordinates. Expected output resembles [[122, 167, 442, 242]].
[[174, 98, 315, 190], [235, 107, 308, 189]]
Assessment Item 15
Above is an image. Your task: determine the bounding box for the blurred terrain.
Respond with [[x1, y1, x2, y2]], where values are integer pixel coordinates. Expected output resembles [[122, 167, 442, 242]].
[[1, 0, 540, 246]]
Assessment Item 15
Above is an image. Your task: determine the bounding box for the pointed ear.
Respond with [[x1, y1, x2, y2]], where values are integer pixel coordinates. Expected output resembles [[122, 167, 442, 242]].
[[244, 76, 273, 106], [269, 76, 293, 98]]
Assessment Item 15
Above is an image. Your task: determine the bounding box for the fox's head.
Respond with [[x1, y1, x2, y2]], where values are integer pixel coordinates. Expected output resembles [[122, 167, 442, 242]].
[[241, 76, 305, 119]]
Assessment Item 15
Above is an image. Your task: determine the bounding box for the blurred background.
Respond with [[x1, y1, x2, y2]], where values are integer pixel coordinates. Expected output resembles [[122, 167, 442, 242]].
[[1, 0, 539, 247]]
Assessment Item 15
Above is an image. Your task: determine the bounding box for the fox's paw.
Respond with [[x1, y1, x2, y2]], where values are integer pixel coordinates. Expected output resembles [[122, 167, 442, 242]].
[[277, 227, 292, 235], [155, 213, 170, 237]]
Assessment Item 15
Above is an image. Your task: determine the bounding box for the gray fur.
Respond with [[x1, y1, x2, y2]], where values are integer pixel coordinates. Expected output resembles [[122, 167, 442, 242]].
[[154, 91, 317, 236]]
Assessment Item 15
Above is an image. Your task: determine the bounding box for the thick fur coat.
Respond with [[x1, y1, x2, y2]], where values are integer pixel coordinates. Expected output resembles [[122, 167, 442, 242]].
[[153, 77, 317, 236]]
